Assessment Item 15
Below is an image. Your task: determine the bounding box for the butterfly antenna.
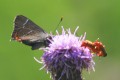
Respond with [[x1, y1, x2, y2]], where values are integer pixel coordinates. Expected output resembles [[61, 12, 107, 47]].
[[53, 16, 63, 34]]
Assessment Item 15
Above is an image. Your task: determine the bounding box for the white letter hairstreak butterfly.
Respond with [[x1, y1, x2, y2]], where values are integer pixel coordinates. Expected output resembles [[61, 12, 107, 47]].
[[11, 15, 51, 50]]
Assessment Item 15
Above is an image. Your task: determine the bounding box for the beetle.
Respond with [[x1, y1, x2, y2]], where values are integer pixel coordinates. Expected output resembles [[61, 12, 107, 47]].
[[81, 40, 107, 57]]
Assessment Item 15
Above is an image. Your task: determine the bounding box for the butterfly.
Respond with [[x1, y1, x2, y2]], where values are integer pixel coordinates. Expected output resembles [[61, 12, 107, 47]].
[[11, 15, 51, 50]]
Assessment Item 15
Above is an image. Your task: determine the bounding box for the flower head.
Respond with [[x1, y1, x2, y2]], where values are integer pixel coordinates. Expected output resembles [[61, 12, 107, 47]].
[[35, 26, 95, 80]]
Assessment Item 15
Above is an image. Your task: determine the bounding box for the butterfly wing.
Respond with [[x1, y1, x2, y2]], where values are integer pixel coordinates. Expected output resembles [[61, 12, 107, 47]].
[[11, 15, 49, 50]]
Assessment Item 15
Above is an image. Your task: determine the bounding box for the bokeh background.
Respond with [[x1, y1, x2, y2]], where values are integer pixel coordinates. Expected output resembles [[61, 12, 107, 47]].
[[0, 0, 120, 80]]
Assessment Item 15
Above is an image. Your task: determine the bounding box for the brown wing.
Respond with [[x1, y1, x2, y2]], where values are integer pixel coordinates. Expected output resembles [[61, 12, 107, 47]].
[[11, 15, 49, 50]]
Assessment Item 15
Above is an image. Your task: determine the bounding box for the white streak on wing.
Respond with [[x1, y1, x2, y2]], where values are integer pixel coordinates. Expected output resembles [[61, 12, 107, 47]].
[[23, 19, 29, 28], [22, 30, 33, 37]]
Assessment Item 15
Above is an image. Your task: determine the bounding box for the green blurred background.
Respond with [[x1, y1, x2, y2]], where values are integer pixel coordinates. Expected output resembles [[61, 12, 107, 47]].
[[0, 0, 120, 80]]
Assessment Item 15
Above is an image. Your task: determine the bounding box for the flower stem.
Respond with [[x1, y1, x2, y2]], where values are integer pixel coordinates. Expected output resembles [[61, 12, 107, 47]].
[[52, 67, 82, 80]]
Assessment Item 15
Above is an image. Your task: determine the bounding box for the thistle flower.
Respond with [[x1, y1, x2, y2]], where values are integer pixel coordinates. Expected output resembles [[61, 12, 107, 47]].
[[35, 26, 95, 80]]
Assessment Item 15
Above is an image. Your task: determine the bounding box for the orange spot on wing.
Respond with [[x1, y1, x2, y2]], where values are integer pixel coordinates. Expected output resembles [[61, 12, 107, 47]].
[[14, 33, 22, 42]]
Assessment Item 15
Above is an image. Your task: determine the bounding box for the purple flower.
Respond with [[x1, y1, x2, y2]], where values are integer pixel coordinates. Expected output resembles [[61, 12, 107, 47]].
[[35, 26, 95, 80]]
